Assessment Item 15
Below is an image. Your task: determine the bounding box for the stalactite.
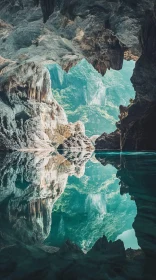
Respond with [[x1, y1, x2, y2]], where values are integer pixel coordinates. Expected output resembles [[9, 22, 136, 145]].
[[40, 0, 55, 23]]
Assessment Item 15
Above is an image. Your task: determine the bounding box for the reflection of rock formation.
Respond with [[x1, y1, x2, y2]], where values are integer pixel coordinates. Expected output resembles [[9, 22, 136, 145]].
[[0, 152, 156, 279], [0, 230, 153, 280], [47, 156, 136, 250], [117, 153, 156, 257], [96, 152, 156, 258], [58, 149, 93, 178], [0, 151, 91, 244]]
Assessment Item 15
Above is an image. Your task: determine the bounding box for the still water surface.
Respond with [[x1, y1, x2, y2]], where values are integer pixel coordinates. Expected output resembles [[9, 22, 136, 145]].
[[45, 154, 138, 251], [0, 151, 155, 256]]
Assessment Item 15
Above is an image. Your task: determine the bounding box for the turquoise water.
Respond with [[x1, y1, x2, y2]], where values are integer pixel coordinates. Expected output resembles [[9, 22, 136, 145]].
[[0, 151, 156, 257], [45, 156, 138, 250], [47, 59, 135, 136]]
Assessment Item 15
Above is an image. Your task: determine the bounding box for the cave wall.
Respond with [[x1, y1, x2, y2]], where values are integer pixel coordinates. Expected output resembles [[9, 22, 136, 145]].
[[120, 10, 156, 150], [1, 0, 156, 150], [39, 0, 156, 151]]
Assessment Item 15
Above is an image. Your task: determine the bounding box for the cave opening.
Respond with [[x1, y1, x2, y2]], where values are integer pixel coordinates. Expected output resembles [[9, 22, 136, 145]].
[[47, 59, 135, 140]]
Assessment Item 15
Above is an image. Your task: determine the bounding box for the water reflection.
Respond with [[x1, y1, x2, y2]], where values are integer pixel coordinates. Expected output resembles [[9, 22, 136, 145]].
[[0, 151, 156, 279], [96, 151, 156, 257], [46, 158, 137, 250], [0, 151, 91, 244]]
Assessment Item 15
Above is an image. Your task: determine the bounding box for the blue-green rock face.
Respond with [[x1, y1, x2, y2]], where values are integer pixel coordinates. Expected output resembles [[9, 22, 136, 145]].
[[47, 59, 135, 137]]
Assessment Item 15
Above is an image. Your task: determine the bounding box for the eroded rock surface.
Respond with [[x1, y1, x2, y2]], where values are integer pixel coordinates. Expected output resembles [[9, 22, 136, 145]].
[[1, 0, 156, 150], [58, 121, 94, 151], [0, 61, 93, 150], [0, 0, 154, 72], [94, 4, 156, 151]]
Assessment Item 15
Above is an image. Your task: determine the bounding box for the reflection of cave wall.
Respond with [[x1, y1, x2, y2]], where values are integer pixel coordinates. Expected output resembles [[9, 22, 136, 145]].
[[0, 151, 91, 244], [0, 151, 155, 279], [119, 11, 156, 150], [7, 197, 53, 244], [96, 152, 156, 257], [117, 153, 156, 256], [0, 152, 68, 244]]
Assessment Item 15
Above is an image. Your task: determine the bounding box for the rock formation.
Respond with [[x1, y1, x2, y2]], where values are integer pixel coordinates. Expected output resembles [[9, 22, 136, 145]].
[[0, 60, 93, 150], [0, 1, 95, 151], [0, 2, 156, 279], [49, 156, 136, 251], [95, 130, 120, 150], [1, 0, 156, 150], [58, 121, 94, 151]]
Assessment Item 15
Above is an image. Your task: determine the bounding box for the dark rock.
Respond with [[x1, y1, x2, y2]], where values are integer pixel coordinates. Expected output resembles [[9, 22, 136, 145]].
[[116, 153, 156, 257], [88, 235, 126, 263], [95, 151, 121, 169], [40, 0, 55, 23], [118, 8, 156, 151], [121, 102, 156, 150], [0, 229, 144, 280], [96, 151, 156, 261], [95, 130, 120, 150], [59, 240, 83, 255]]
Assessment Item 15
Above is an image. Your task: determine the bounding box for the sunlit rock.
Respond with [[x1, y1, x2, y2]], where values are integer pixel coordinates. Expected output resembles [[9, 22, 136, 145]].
[[58, 122, 94, 151], [0, 61, 93, 150]]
